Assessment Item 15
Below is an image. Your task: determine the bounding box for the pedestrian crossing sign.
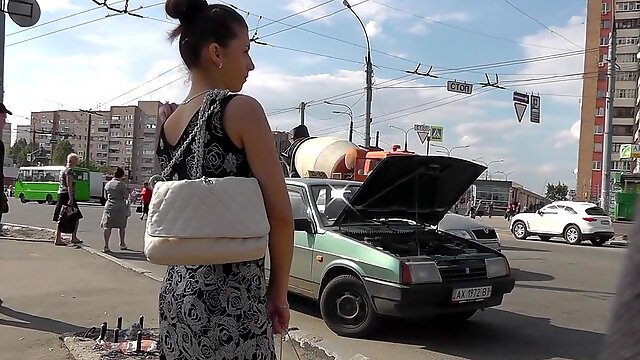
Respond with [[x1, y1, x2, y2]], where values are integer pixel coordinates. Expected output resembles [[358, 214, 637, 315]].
[[429, 126, 444, 142]]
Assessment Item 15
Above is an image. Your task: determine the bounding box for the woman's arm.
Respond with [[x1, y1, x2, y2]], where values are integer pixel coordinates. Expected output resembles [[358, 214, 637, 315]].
[[226, 95, 294, 299], [66, 171, 74, 204]]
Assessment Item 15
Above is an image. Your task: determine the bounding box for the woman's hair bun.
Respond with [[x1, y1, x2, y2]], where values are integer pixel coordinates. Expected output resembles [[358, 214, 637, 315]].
[[165, 0, 208, 24]]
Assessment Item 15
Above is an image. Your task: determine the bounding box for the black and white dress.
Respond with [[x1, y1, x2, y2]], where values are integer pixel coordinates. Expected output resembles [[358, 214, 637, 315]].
[[156, 93, 275, 360]]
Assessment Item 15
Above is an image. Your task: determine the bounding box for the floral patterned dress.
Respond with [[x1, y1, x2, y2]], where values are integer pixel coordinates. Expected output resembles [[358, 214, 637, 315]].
[[156, 92, 275, 360]]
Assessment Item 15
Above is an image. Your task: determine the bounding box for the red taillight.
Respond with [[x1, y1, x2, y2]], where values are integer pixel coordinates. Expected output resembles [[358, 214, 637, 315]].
[[582, 217, 597, 222], [401, 263, 412, 284]]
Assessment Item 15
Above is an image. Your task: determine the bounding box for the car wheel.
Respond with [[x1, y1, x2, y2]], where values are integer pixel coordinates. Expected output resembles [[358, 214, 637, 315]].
[[564, 225, 582, 245], [590, 237, 609, 247], [512, 221, 528, 239], [319, 274, 378, 338], [19, 194, 27, 203], [46, 194, 54, 205]]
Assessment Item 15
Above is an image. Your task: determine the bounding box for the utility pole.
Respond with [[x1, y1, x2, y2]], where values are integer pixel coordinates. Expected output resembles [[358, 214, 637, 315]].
[[601, 21, 617, 213], [299, 101, 306, 126], [364, 54, 373, 147], [80, 109, 103, 167], [348, 120, 353, 142], [0, 1, 5, 103], [375, 131, 379, 147]]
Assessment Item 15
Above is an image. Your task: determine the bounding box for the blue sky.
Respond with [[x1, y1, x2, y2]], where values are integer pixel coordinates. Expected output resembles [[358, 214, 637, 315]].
[[4, 0, 588, 192]]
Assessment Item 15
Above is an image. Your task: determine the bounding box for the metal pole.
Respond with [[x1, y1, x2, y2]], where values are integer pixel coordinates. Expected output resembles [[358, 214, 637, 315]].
[[299, 102, 306, 126], [426, 137, 430, 155], [365, 55, 372, 147], [601, 24, 617, 213], [348, 120, 353, 142], [0, 1, 5, 103], [403, 130, 408, 152], [375, 131, 379, 147]]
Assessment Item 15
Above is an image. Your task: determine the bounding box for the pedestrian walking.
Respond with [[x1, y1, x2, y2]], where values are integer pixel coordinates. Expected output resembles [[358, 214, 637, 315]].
[[100, 167, 130, 252], [139, 181, 152, 220], [0, 103, 10, 237], [53, 153, 83, 246], [155, 1, 294, 358], [488, 201, 494, 218]]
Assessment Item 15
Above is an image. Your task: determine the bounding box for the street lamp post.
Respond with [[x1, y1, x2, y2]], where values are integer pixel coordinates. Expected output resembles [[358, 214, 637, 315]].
[[324, 101, 354, 142], [496, 170, 515, 181], [478, 159, 504, 180], [343, 0, 372, 147], [432, 144, 470, 157], [387, 125, 411, 151]]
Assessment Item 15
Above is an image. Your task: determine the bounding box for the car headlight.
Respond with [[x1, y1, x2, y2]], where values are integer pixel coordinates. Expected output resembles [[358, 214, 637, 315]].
[[401, 261, 442, 284], [445, 229, 473, 239], [485, 257, 509, 278]]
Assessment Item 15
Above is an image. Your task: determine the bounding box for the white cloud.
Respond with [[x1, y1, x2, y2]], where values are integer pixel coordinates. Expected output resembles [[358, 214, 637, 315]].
[[285, 0, 332, 21], [515, 15, 587, 104], [38, 0, 80, 13], [407, 22, 428, 35], [365, 20, 382, 38], [553, 119, 581, 148]]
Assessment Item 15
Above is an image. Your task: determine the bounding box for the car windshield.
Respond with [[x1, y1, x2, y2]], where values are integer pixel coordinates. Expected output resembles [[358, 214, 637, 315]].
[[585, 206, 607, 216], [310, 184, 361, 226]]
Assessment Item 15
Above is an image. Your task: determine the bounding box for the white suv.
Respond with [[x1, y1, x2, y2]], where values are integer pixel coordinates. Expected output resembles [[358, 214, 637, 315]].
[[510, 201, 615, 246]]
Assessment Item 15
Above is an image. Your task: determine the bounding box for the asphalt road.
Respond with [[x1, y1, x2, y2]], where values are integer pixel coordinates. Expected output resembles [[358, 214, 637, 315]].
[[4, 198, 627, 360]]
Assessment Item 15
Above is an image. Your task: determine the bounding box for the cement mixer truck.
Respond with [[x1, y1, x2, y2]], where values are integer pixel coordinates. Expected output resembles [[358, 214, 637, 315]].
[[280, 125, 415, 181]]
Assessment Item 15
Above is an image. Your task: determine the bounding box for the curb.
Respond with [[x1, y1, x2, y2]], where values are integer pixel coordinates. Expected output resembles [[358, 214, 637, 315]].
[[7, 222, 355, 360]]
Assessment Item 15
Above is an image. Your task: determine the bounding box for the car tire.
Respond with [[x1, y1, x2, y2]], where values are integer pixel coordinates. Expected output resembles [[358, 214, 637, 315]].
[[46, 194, 54, 205], [19, 194, 27, 203], [591, 237, 609, 247], [512, 221, 528, 240], [564, 225, 582, 245], [319, 274, 378, 338]]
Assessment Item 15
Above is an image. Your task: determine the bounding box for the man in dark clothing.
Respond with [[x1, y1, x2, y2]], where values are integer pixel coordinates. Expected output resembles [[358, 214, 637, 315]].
[[0, 102, 9, 306]]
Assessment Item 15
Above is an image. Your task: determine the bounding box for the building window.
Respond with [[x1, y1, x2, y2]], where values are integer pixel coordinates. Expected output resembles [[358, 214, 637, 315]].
[[601, 37, 609, 46], [618, 54, 637, 63], [594, 142, 603, 152], [613, 125, 634, 136], [596, 107, 605, 116], [597, 90, 607, 99], [617, 37, 639, 45], [616, 71, 638, 81], [615, 18, 640, 29], [594, 124, 604, 134], [617, 89, 637, 98], [593, 161, 602, 170], [601, 20, 610, 29], [602, 2, 609, 12], [613, 143, 622, 152], [111, 115, 121, 121], [613, 107, 635, 117]]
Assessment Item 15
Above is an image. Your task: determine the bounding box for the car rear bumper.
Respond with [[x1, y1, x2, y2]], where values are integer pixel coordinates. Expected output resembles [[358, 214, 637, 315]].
[[582, 231, 615, 240], [363, 275, 515, 318]]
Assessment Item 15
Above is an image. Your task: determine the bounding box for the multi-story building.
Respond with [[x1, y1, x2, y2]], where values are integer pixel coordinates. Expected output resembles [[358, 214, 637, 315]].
[[3, 122, 11, 165], [29, 101, 163, 184], [577, 0, 639, 201], [15, 124, 30, 144]]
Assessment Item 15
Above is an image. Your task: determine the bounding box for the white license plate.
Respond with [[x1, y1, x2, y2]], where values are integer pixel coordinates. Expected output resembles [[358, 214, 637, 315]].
[[601, 220, 610, 225], [451, 286, 492, 303]]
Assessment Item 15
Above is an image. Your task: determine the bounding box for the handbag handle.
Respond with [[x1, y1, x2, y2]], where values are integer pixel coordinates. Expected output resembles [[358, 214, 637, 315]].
[[155, 89, 231, 182]]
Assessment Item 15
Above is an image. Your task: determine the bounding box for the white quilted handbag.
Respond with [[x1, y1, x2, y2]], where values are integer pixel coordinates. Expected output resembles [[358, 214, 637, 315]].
[[143, 90, 270, 265]]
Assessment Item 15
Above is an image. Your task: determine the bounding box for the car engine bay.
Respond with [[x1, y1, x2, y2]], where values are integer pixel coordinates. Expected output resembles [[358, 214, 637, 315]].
[[340, 224, 488, 257]]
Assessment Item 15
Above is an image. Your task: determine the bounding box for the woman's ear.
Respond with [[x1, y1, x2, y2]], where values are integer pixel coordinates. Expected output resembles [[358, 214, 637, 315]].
[[207, 43, 224, 68]]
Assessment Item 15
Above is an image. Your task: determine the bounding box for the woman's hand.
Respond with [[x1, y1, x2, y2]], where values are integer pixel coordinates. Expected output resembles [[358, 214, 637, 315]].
[[266, 290, 290, 335], [159, 102, 178, 123]]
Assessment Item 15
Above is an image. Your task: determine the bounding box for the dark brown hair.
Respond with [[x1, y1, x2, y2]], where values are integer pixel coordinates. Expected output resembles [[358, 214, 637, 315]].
[[114, 167, 125, 178], [165, 0, 248, 70]]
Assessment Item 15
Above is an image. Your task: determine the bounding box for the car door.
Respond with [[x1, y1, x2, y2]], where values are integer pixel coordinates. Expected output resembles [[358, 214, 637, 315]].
[[286, 186, 316, 297], [529, 205, 557, 233], [538, 205, 563, 234]]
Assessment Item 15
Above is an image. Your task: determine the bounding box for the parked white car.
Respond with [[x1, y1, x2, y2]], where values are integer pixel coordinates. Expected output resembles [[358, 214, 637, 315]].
[[510, 201, 615, 246]]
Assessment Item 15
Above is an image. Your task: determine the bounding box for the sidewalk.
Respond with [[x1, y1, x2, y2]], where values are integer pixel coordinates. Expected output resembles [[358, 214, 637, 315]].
[[0, 238, 318, 360]]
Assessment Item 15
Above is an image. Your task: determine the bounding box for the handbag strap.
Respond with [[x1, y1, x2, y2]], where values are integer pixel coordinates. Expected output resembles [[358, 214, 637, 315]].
[[159, 89, 230, 180]]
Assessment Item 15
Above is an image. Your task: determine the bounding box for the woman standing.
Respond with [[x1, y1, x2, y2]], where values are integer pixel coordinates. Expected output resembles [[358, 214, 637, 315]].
[[53, 153, 83, 246], [100, 167, 130, 252], [156, 1, 294, 359]]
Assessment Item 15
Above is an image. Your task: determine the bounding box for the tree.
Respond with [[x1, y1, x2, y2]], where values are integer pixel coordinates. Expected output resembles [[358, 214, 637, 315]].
[[85, 161, 109, 173], [51, 140, 75, 165], [9, 139, 38, 167], [545, 182, 569, 201]]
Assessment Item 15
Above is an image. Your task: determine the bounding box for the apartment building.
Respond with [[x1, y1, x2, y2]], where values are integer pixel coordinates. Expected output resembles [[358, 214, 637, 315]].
[[3, 122, 11, 165], [577, 0, 639, 201], [29, 100, 163, 184], [15, 124, 30, 144]]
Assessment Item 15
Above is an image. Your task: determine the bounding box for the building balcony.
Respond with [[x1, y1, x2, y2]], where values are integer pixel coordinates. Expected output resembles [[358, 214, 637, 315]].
[[614, 97, 636, 107], [613, 117, 635, 125], [613, 135, 634, 143]]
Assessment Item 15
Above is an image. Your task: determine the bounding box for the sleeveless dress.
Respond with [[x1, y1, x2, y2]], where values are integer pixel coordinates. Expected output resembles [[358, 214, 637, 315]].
[[156, 93, 275, 360]]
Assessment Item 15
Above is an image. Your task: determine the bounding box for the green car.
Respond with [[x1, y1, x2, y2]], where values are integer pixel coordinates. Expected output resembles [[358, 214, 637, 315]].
[[266, 155, 515, 337]]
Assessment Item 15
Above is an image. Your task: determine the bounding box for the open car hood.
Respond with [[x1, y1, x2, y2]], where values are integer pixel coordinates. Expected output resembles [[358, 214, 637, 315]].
[[332, 155, 486, 227]]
